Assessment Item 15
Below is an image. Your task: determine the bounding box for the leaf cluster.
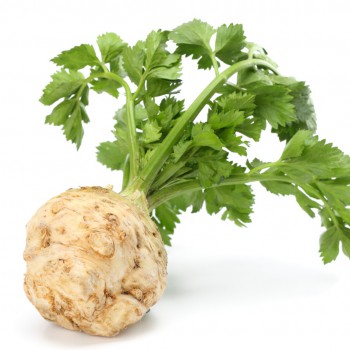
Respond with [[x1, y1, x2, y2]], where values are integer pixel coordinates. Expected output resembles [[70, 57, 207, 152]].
[[249, 130, 350, 263], [39, 20, 350, 264]]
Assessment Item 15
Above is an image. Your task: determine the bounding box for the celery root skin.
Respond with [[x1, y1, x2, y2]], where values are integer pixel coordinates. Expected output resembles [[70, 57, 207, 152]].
[[23, 186, 167, 336]]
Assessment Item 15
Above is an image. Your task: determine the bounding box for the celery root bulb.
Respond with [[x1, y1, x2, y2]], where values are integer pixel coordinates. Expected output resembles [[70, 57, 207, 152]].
[[23, 186, 167, 336]]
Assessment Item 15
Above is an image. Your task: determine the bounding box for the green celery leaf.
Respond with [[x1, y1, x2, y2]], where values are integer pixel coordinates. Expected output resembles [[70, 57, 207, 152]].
[[114, 104, 147, 130], [138, 148, 152, 170], [153, 202, 181, 245], [253, 84, 297, 128], [208, 109, 245, 130], [110, 55, 126, 76], [169, 19, 216, 70], [81, 85, 89, 105], [196, 149, 232, 187], [217, 128, 247, 155], [281, 132, 350, 180], [172, 140, 193, 162], [253, 167, 296, 196], [153, 188, 206, 245], [341, 229, 350, 259], [146, 78, 181, 97], [192, 123, 223, 150], [217, 91, 256, 116], [319, 226, 340, 263], [45, 99, 76, 126], [237, 68, 272, 87], [247, 157, 266, 169], [236, 115, 266, 141], [295, 188, 320, 218], [161, 53, 182, 66], [134, 104, 148, 127], [290, 82, 316, 131], [317, 182, 350, 224], [176, 44, 213, 69], [155, 203, 179, 233], [281, 130, 313, 160], [40, 69, 85, 105], [173, 190, 205, 213], [145, 30, 168, 69], [122, 30, 181, 94], [97, 33, 125, 63], [159, 95, 184, 114], [97, 107, 130, 170], [144, 95, 160, 118], [96, 140, 128, 171], [215, 23, 246, 64], [257, 130, 350, 264], [90, 79, 120, 98], [141, 120, 162, 144], [273, 81, 317, 141], [170, 19, 215, 48], [143, 31, 182, 93], [63, 104, 84, 149], [147, 65, 181, 80], [156, 97, 184, 131], [205, 184, 254, 226], [122, 41, 145, 85], [261, 180, 296, 196], [237, 69, 316, 141], [51, 44, 99, 70], [80, 103, 89, 123], [189, 190, 205, 213]]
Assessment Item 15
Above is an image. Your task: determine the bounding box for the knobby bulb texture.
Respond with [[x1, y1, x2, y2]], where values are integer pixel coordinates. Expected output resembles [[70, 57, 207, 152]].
[[23, 187, 167, 336]]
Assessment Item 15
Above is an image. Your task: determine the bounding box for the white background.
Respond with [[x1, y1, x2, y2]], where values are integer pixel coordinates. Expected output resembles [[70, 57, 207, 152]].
[[1, 0, 350, 349]]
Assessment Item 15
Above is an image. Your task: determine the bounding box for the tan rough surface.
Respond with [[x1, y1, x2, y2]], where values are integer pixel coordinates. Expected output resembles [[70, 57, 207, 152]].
[[23, 187, 167, 336]]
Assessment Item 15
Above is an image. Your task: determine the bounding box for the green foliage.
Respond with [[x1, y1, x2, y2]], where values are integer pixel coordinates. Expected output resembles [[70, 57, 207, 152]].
[[215, 24, 246, 64], [252, 85, 297, 129], [90, 79, 120, 98], [123, 30, 181, 96], [40, 20, 350, 264], [51, 44, 99, 70], [249, 130, 350, 263], [205, 183, 254, 226], [122, 41, 145, 85], [97, 33, 126, 63], [192, 123, 223, 150], [169, 19, 216, 70], [169, 19, 246, 70], [40, 69, 85, 106], [97, 141, 128, 171]]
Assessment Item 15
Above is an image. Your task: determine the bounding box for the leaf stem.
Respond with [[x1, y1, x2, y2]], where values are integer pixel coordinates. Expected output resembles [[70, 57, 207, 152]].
[[129, 58, 279, 194], [132, 71, 148, 101], [99, 71, 140, 183], [248, 161, 281, 174], [148, 173, 291, 211], [148, 166, 342, 234], [210, 53, 220, 77], [248, 160, 341, 229], [150, 159, 188, 190], [151, 147, 199, 190]]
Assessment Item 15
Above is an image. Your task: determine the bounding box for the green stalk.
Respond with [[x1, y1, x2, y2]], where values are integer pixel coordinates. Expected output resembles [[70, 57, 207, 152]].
[[129, 58, 279, 194], [121, 155, 130, 190], [210, 52, 220, 77], [148, 162, 341, 233], [150, 159, 188, 190], [100, 72, 140, 183], [248, 161, 281, 175], [125, 96, 138, 181], [148, 173, 292, 211], [151, 147, 199, 190], [132, 71, 148, 101]]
